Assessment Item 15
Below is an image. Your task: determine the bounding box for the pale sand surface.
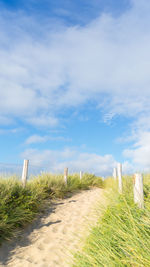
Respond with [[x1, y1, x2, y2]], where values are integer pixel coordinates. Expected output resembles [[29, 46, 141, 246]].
[[0, 188, 104, 267]]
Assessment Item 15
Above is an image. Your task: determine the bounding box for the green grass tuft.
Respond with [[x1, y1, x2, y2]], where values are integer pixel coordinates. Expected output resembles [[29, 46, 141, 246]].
[[73, 176, 150, 267], [0, 173, 103, 245]]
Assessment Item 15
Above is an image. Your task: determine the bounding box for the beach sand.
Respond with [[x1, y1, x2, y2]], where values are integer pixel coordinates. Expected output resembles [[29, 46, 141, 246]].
[[0, 188, 104, 267]]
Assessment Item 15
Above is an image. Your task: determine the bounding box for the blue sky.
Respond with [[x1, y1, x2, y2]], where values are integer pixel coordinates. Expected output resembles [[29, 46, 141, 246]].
[[0, 0, 150, 176], [0, 0, 131, 23]]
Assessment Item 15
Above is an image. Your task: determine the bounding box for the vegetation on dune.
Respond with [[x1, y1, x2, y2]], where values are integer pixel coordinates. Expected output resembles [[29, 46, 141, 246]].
[[73, 175, 150, 267], [0, 173, 103, 245]]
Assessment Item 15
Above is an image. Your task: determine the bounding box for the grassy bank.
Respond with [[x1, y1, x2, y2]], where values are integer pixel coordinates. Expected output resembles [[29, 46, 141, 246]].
[[0, 173, 103, 245], [73, 175, 150, 267]]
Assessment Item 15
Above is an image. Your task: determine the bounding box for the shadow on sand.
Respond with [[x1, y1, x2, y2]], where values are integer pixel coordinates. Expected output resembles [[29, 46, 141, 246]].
[[0, 201, 63, 266]]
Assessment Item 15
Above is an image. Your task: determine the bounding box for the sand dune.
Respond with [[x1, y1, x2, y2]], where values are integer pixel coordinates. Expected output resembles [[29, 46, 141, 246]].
[[0, 188, 104, 267]]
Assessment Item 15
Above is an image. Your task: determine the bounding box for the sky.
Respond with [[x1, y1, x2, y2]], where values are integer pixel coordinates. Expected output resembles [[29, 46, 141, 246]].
[[0, 0, 150, 176]]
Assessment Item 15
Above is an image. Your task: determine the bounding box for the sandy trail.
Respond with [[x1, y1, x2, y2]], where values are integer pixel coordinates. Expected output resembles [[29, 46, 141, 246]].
[[0, 188, 104, 267]]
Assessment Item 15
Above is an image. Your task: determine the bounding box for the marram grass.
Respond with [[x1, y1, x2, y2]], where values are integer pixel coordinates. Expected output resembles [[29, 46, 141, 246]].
[[73, 176, 150, 267], [0, 173, 103, 245]]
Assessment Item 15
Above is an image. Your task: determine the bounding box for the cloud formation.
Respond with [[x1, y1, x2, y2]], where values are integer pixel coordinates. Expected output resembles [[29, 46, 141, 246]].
[[123, 131, 150, 172], [25, 134, 71, 144], [1, 0, 150, 172], [0, 0, 150, 127], [22, 147, 117, 176]]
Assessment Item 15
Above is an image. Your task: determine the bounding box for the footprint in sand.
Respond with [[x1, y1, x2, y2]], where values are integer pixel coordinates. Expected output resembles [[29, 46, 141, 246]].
[[0, 188, 104, 267], [37, 243, 45, 250], [42, 237, 51, 244]]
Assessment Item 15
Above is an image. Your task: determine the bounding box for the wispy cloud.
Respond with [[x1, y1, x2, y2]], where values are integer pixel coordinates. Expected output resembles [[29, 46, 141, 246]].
[[0, 127, 23, 134], [1, 0, 150, 171], [123, 131, 150, 172], [21, 147, 117, 176], [0, 0, 150, 129], [25, 134, 71, 144], [25, 135, 48, 144]]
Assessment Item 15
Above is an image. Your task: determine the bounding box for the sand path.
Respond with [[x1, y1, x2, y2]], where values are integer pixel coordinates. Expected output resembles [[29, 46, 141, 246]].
[[0, 188, 104, 267]]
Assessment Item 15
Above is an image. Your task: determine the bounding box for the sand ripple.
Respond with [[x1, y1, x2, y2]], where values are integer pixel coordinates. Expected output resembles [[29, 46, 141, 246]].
[[0, 188, 103, 267]]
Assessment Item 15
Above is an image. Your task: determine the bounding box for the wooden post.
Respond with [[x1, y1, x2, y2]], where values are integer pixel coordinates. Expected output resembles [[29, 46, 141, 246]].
[[113, 167, 117, 180], [64, 167, 68, 185], [80, 171, 82, 180], [22, 159, 29, 188], [133, 173, 144, 209], [117, 163, 122, 193]]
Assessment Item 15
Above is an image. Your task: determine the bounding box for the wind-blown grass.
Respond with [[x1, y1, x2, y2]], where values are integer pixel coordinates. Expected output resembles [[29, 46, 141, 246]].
[[0, 173, 103, 245], [73, 175, 150, 267]]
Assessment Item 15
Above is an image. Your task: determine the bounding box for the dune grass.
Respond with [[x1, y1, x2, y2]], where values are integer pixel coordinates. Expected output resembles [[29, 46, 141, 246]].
[[0, 173, 103, 245], [73, 175, 150, 267]]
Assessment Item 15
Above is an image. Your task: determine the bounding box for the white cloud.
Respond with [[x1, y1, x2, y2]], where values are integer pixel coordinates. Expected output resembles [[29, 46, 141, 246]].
[[0, 116, 14, 125], [27, 116, 59, 127], [123, 131, 150, 172], [25, 134, 71, 144], [21, 148, 117, 176], [25, 135, 48, 144], [122, 161, 135, 174], [1, 0, 150, 173], [0, 0, 150, 127], [0, 128, 23, 134]]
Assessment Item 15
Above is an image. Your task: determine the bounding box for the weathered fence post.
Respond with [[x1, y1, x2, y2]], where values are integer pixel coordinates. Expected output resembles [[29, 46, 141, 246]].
[[64, 167, 68, 185], [133, 173, 144, 209], [117, 163, 122, 193], [80, 171, 82, 180], [22, 159, 29, 188], [113, 167, 117, 180]]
